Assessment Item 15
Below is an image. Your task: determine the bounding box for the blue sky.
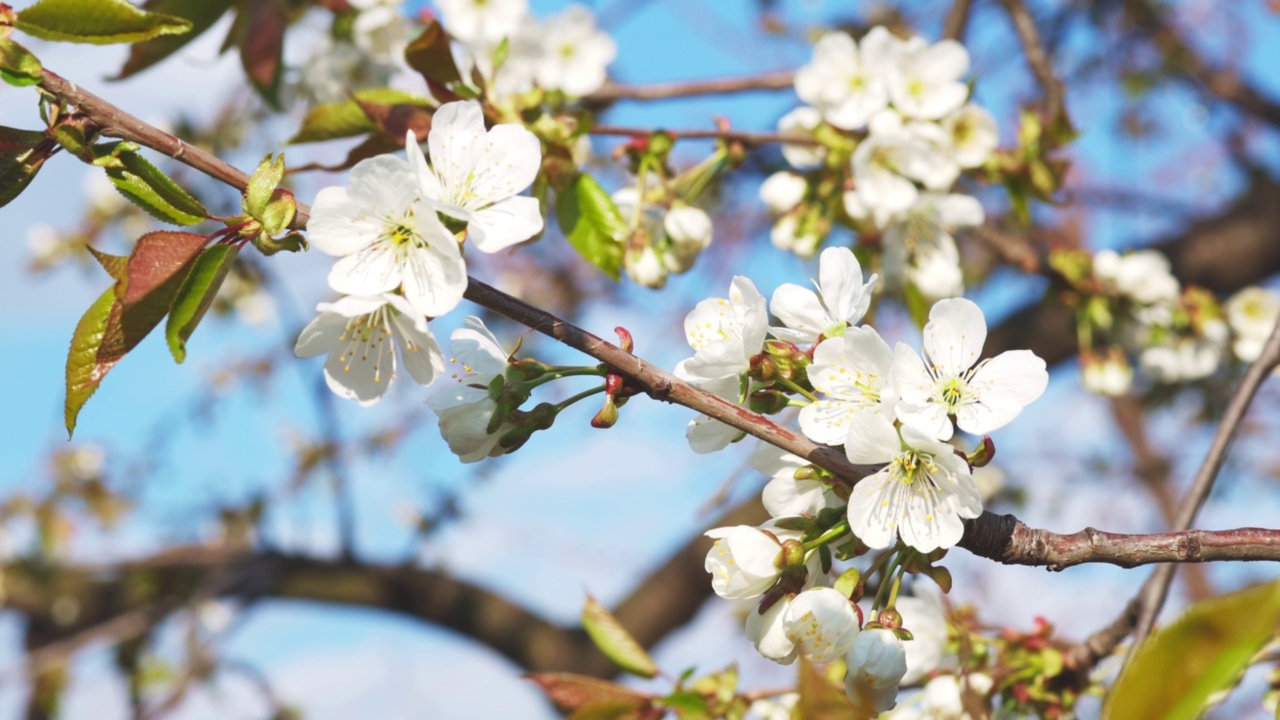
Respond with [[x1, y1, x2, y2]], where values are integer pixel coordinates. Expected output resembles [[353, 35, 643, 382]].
[[2, 0, 1280, 718]]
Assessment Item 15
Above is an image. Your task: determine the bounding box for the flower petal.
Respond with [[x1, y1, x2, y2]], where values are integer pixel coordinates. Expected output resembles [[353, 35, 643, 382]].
[[466, 195, 544, 252], [428, 101, 489, 194], [956, 349, 1048, 435], [844, 413, 901, 465], [922, 297, 986, 376], [818, 247, 872, 326]]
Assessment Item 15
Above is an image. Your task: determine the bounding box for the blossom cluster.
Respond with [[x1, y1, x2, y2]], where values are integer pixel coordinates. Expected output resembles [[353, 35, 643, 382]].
[[615, 185, 715, 289], [295, 100, 542, 405], [1076, 248, 1280, 396], [690, 248, 1046, 711], [762, 27, 997, 304]]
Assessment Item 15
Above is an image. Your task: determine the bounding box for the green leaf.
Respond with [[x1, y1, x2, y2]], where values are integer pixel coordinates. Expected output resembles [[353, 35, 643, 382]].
[[580, 594, 658, 678], [289, 89, 432, 144], [64, 232, 209, 435], [556, 174, 626, 281], [165, 244, 239, 363], [1103, 580, 1280, 720], [0, 36, 43, 86], [0, 126, 55, 208], [112, 0, 232, 79], [105, 151, 207, 226], [64, 286, 117, 437], [523, 672, 652, 713], [16, 0, 192, 45]]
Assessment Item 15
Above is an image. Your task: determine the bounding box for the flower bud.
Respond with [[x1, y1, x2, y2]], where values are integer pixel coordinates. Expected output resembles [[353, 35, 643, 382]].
[[746, 595, 798, 665], [624, 243, 668, 289], [591, 396, 618, 429], [704, 525, 785, 600], [847, 627, 907, 690], [782, 587, 860, 663], [760, 171, 808, 215], [663, 205, 713, 250]]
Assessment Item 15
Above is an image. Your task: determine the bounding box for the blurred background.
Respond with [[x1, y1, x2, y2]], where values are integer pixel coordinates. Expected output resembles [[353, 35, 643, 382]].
[[2, 0, 1280, 717]]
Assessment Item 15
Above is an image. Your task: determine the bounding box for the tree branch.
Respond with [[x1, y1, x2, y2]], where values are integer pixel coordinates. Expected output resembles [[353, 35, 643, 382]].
[[999, 0, 1066, 125], [583, 71, 796, 104], [589, 124, 818, 146], [942, 0, 976, 41]]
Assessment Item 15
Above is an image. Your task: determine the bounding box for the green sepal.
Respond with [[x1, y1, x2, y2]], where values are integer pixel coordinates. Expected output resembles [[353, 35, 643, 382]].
[[556, 174, 626, 281], [0, 36, 42, 86], [580, 594, 659, 678], [16, 0, 192, 45], [165, 243, 239, 363], [251, 230, 307, 256], [244, 153, 284, 219]]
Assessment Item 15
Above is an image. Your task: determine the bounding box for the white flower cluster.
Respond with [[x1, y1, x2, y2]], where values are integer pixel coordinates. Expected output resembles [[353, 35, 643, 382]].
[[692, 249, 1046, 711], [438, 0, 616, 99], [1082, 249, 1280, 395], [295, 100, 542, 405], [762, 27, 997, 302], [614, 188, 714, 289], [680, 247, 1047, 551]]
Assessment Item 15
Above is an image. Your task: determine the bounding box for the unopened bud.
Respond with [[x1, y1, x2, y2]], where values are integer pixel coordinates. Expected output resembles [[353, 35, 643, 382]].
[[613, 326, 634, 353], [967, 435, 996, 468], [751, 354, 779, 383], [748, 389, 788, 415], [876, 608, 902, 630], [591, 396, 618, 429]]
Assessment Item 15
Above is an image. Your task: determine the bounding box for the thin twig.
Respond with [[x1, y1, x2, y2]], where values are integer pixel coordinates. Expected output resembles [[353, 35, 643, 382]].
[[1125, 318, 1280, 657], [999, 0, 1066, 124], [583, 71, 796, 104], [589, 124, 819, 146], [942, 0, 977, 41]]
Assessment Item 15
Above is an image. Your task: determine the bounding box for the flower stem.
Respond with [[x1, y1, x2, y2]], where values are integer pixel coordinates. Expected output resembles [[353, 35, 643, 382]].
[[872, 552, 903, 611], [774, 376, 818, 404], [526, 366, 608, 390], [803, 520, 849, 552], [552, 385, 608, 413]]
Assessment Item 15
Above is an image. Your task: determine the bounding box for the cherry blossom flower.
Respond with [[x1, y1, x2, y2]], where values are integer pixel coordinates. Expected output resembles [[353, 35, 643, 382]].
[[845, 627, 908, 713], [771, 214, 823, 258], [801, 326, 896, 445], [760, 171, 808, 215], [1093, 249, 1180, 307], [882, 193, 982, 300], [406, 101, 543, 253], [1139, 324, 1227, 383], [529, 5, 616, 96], [896, 590, 950, 685], [795, 28, 899, 130], [893, 298, 1048, 441], [349, 0, 409, 62], [675, 277, 769, 384], [777, 106, 827, 168], [942, 104, 998, 168], [888, 38, 970, 120], [295, 293, 445, 406], [427, 316, 514, 463], [685, 374, 746, 454], [888, 674, 994, 719], [308, 155, 467, 319], [770, 247, 877, 345], [1226, 286, 1280, 362], [851, 121, 955, 225], [745, 692, 799, 720], [704, 525, 785, 600], [436, 0, 528, 46], [746, 595, 798, 664], [843, 413, 982, 552], [1081, 348, 1133, 396], [751, 443, 839, 518], [782, 587, 861, 663], [624, 243, 667, 289], [663, 204, 713, 266]]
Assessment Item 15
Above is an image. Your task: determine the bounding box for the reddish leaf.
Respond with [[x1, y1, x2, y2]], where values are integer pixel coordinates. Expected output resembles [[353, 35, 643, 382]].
[[524, 673, 653, 712], [354, 98, 434, 143], [113, 0, 232, 79], [237, 0, 287, 104], [404, 20, 461, 85]]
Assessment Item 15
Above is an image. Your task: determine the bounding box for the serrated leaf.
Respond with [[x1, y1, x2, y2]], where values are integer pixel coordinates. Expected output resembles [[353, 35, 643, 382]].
[[581, 594, 658, 678], [64, 286, 117, 436], [0, 36, 43, 86], [1103, 580, 1280, 720], [106, 152, 207, 226], [0, 126, 55, 208], [86, 246, 128, 281], [289, 89, 432, 144], [65, 232, 209, 435], [524, 673, 653, 712], [236, 0, 287, 105], [404, 20, 460, 85], [556, 174, 625, 281], [165, 244, 239, 363], [113, 0, 232, 79], [16, 0, 192, 45]]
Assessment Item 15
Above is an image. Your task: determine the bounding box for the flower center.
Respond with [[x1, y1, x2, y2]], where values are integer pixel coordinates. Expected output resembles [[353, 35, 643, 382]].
[[889, 450, 937, 486], [907, 78, 926, 99]]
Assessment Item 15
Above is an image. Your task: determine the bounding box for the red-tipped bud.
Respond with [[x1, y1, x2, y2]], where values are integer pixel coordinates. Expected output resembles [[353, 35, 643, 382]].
[[613, 326, 634, 354]]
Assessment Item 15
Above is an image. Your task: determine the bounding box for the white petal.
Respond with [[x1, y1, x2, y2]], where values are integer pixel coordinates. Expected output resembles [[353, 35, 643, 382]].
[[389, 309, 445, 386], [890, 342, 933, 408], [294, 310, 350, 358], [466, 123, 542, 205], [407, 130, 443, 200], [922, 297, 986, 376], [466, 195, 544, 253], [328, 246, 403, 298], [846, 469, 899, 549], [400, 215, 469, 317], [307, 187, 380, 257], [769, 284, 826, 343], [322, 317, 397, 406], [817, 247, 871, 325], [956, 350, 1049, 435], [428, 101, 488, 193], [844, 413, 901, 465]]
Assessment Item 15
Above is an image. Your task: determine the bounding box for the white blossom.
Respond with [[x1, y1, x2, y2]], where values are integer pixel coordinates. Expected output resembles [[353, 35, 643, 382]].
[[782, 587, 861, 663], [1226, 286, 1280, 362], [624, 243, 668, 289], [908, 235, 965, 301], [771, 215, 822, 258], [437, 0, 528, 46], [777, 106, 827, 168], [427, 316, 513, 462], [295, 293, 445, 406], [942, 104, 998, 168], [795, 29, 898, 130], [846, 627, 908, 697], [1140, 325, 1227, 383], [1094, 249, 1181, 308], [349, 0, 409, 62], [801, 326, 896, 445], [851, 119, 957, 225], [528, 4, 616, 96], [746, 692, 799, 720], [407, 100, 543, 253], [663, 204, 713, 270], [675, 277, 769, 384], [897, 591, 950, 685], [1081, 349, 1134, 396], [746, 596, 798, 665], [704, 525, 785, 600], [844, 413, 982, 552], [309, 155, 467, 318], [685, 374, 746, 454], [751, 443, 839, 517], [889, 674, 995, 719], [893, 298, 1049, 441], [770, 247, 877, 345], [889, 38, 970, 120], [883, 193, 981, 300], [760, 171, 808, 215]]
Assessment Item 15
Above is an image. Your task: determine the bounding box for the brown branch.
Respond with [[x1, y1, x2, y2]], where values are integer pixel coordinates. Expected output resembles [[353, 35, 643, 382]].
[[999, 0, 1066, 125], [942, 0, 976, 41], [583, 71, 796, 104], [589, 124, 819, 146]]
